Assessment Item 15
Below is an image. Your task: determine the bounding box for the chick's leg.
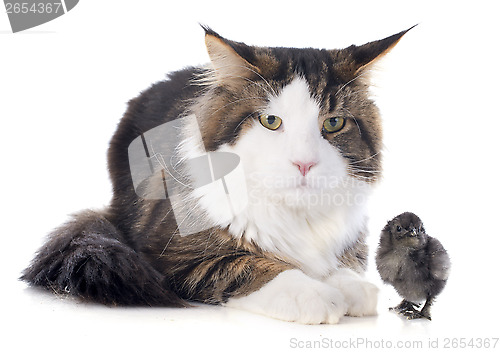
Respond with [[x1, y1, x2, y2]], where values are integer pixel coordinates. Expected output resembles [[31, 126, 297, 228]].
[[390, 299, 420, 314], [419, 296, 433, 320], [403, 296, 433, 320]]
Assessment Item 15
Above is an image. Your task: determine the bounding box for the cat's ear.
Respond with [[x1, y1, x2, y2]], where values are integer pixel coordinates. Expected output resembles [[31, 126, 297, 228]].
[[343, 25, 416, 76], [203, 26, 260, 87]]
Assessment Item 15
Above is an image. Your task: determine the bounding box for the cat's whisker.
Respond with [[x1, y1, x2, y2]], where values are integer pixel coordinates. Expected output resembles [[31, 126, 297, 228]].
[[159, 201, 200, 252], [335, 70, 369, 97], [347, 164, 381, 177], [169, 154, 190, 182], [348, 170, 381, 176], [237, 65, 278, 97], [346, 163, 381, 171], [349, 169, 378, 176], [160, 207, 174, 223], [170, 154, 184, 171], [347, 170, 379, 177], [233, 111, 257, 133], [348, 172, 379, 182], [149, 145, 193, 189], [348, 151, 381, 165], [159, 232, 176, 257], [347, 165, 381, 173], [341, 108, 362, 137]]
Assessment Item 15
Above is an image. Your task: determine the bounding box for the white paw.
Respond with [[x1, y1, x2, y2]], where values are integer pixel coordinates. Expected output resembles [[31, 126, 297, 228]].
[[225, 269, 347, 324], [326, 268, 379, 317]]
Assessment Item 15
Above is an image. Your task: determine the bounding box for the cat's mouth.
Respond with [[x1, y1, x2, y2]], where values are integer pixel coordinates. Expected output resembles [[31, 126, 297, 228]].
[[291, 175, 341, 190], [298, 178, 308, 187], [249, 172, 348, 192], [286, 177, 326, 192]]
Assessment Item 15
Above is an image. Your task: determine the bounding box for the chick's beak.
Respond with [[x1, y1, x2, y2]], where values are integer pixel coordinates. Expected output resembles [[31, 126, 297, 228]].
[[409, 228, 418, 237]]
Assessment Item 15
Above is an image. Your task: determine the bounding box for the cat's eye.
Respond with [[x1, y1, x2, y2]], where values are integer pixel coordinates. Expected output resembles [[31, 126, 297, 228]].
[[259, 114, 282, 131], [323, 117, 345, 133]]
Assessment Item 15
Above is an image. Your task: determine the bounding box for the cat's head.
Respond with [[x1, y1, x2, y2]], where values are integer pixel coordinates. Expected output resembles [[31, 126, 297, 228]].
[[186, 27, 410, 224]]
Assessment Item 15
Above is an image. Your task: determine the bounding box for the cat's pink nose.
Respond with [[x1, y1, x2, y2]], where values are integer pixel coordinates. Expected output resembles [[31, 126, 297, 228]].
[[292, 161, 317, 177]]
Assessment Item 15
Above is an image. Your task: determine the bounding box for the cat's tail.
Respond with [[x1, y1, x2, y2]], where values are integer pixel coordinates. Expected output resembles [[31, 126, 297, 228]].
[[20, 210, 186, 307]]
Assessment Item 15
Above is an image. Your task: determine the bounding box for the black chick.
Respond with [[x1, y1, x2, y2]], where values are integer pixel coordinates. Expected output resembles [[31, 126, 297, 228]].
[[375, 212, 450, 320]]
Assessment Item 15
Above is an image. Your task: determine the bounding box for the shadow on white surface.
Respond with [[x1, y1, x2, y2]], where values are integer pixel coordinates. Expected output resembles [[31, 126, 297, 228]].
[[6, 272, 494, 352]]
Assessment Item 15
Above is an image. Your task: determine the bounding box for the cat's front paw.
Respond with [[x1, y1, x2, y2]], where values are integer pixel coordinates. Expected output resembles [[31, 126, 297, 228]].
[[326, 268, 379, 317], [225, 269, 347, 324]]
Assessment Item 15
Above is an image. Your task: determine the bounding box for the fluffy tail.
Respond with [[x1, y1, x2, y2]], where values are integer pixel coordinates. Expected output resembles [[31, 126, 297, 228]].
[[21, 210, 185, 307]]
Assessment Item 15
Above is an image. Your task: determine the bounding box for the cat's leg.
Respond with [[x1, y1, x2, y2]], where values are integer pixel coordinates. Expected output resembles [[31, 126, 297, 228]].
[[159, 231, 346, 323], [21, 210, 184, 306], [224, 269, 348, 324], [325, 268, 379, 317]]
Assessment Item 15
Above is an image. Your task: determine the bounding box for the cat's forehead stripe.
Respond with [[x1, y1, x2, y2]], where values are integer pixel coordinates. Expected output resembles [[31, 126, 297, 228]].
[[268, 77, 320, 122]]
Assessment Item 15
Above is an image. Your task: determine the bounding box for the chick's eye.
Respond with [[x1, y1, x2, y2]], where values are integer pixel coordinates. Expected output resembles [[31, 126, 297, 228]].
[[396, 226, 402, 232], [323, 117, 345, 133], [259, 114, 282, 130]]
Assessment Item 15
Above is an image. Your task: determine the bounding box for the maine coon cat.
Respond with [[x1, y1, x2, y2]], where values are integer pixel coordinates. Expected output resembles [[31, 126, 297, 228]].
[[22, 26, 411, 324]]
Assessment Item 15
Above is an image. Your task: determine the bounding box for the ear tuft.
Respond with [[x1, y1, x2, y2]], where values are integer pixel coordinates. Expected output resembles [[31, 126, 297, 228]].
[[202, 27, 260, 87], [351, 25, 417, 73], [200, 24, 220, 38]]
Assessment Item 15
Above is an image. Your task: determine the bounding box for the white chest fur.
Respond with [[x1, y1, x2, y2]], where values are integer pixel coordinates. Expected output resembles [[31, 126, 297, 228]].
[[229, 186, 370, 279]]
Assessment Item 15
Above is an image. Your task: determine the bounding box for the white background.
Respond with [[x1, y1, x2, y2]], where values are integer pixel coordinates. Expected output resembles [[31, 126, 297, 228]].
[[1, 1, 499, 351]]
